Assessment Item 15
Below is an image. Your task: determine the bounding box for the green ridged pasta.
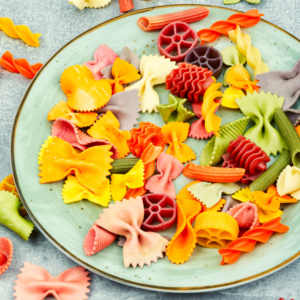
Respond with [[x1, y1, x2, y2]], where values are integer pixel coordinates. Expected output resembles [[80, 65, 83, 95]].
[[0, 191, 34, 241], [111, 158, 140, 174], [249, 149, 291, 192], [274, 107, 300, 168], [200, 116, 250, 166]]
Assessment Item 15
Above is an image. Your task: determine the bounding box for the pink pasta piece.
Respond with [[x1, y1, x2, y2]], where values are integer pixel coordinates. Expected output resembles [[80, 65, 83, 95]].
[[145, 153, 184, 199], [189, 100, 221, 139], [97, 197, 169, 268], [83, 224, 116, 256], [83, 44, 118, 80], [227, 201, 260, 229], [51, 118, 118, 158], [13, 262, 90, 300]]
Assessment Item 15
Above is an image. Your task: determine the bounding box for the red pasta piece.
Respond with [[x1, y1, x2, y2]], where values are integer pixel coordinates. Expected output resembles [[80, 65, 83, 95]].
[[218, 217, 289, 265], [197, 9, 264, 45], [137, 7, 209, 32], [83, 224, 116, 256], [222, 135, 270, 185], [127, 122, 166, 158], [119, 0, 134, 13], [0, 51, 43, 79], [0, 237, 13, 275], [142, 194, 177, 232], [165, 63, 214, 102], [157, 22, 198, 62]]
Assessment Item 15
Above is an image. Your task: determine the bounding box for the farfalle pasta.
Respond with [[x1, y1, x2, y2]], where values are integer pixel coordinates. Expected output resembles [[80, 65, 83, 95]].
[[107, 58, 140, 94], [201, 82, 223, 136], [125, 55, 177, 113], [221, 86, 244, 109], [62, 175, 111, 207], [13, 263, 91, 300], [38, 137, 113, 195], [97, 197, 169, 268], [145, 153, 183, 199], [228, 26, 269, 76], [161, 122, 196, 164], [155, 94, 195, 123], [187, 181, 240, 208], [51, 118, 118, 158], [87, 111, 131, 158], [277, 166, 300, 200], [256, 59, 300, 110], [47, 100, 98, 128], [165, 63, 214, 102], [60, 65, 112, 112], [166, 194, 201, 264], [0, 17, 41, 47], [127, 122, 166, 158], [236, 91, 287, 156], [0, 237, 13, 275], [83, 44, 118, 80], [111, 160, 144, 202], [0, 174, 18, 197], [97, 89, 141, 131], [69, 0, 111, 10]]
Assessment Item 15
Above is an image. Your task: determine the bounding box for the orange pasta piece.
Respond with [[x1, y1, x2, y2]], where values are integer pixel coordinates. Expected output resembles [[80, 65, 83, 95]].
[[0, 174, 18, 197], [60, 65, 112, 112], [226, 64, 259, 93], [38, 137, 113, 195], [166, 194, 202, 264], [107, 58, 140, 94], [219, 217, 289, 265], [253, 185, 296, 213], [161, 122, 196, 164], [183, 163, 245, 183], [47, 101, 98, 128], [87, 111, 131, 158]]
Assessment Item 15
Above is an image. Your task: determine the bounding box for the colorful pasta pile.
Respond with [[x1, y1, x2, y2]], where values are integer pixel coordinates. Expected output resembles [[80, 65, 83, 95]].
[[3, 6, 297, 274]]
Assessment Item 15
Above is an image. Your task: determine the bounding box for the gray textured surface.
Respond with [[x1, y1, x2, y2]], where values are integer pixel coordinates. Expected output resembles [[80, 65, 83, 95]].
[[0, 0, 299, 299]]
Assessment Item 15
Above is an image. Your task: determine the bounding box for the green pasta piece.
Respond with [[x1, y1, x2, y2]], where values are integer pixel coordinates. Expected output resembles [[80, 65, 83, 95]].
[[246, 0, 260, 3], [200, 116, 250, 166], [223, 0, 241, 4], [0, 191, 34, 241], [249, 149, 291, 192], [155, 94, 195, 123], [111, 158, 140, 174], [274, 107, 300, 168], [235, 91, 287, 156]]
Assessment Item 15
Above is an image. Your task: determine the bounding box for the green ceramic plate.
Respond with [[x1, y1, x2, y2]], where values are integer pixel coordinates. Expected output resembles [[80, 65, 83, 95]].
[[11, 4, 300, 292]]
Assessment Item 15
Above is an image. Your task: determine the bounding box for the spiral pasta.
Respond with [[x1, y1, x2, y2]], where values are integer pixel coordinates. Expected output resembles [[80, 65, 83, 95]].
[[218, 217, 289, 264], [228, 26, 269, 76]]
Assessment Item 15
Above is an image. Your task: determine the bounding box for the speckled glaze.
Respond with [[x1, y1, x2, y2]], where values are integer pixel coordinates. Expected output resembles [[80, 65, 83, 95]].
[[11, 4, 300, 294]]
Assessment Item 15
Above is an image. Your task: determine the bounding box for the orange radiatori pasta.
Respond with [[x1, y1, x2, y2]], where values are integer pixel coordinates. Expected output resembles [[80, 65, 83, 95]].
[[161, 122, 196, 164], [87, 111, 131, 159], [38, 137, 113, 195], [218, 217, 289, 265]]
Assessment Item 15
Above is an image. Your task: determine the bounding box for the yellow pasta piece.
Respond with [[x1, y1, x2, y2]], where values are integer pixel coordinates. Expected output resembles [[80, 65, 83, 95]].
[[111, 160, 144, 202], [221, 86, 244, 109], [228, 25, 269, 76], [201, 82, 223, 137], [0, 17, 41, 47], [38, 136, 54, 165], [277, 165, 300, 200], [194, 211, 239, 249], [69, 0, 111, 10], [62, 175, 111, 206]]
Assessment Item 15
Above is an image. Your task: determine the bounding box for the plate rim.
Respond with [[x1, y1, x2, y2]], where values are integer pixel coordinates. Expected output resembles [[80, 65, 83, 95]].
[[10, 3, 300, 293]]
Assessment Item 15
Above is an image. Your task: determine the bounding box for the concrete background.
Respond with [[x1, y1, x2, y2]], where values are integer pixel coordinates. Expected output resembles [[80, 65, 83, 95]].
[[0, 0, 299, 299]]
